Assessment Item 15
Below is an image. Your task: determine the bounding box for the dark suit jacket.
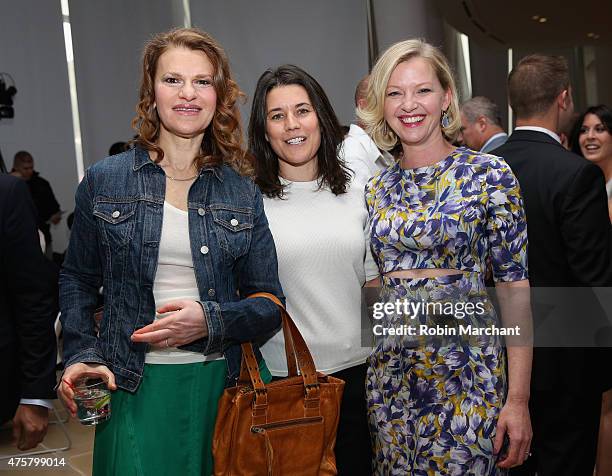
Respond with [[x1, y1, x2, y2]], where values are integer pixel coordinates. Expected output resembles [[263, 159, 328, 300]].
[[26, 172, 60, 246], [0, 175, 57, 423], [493, 130, 612, 392]]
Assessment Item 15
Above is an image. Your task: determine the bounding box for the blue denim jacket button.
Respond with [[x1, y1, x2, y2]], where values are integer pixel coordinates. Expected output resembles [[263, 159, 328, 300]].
[[198, 208, 205, 216], [208, 288, 216, 297], [230, 218, 239, 226], [200, 245, 209, 255], [112, 210, 121, 218]]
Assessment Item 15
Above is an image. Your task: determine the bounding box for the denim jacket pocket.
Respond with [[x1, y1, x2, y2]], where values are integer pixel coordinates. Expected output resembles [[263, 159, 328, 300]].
[[93, 200, 137, 248], [210, 205, 253, 259]]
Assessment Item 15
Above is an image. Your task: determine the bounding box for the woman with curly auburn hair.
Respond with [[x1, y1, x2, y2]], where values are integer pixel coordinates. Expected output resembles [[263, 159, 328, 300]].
[[249, 64, 379, 474], [132, 27, 253, 175], [359, 39, 532, 474], [58, 27, 283, 475]]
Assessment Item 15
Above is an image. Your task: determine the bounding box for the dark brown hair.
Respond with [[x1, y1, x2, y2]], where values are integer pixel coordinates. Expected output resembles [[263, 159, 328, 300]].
[[131, 27, 252, 175], [248, 65, 350, 198], [570, 104, 612, 156], [13, 150, 33, 166], [508, 54, 570, 119]]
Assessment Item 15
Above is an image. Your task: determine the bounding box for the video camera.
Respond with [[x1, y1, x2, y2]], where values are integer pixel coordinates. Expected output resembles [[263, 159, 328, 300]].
[[0, 73, 17, 119]]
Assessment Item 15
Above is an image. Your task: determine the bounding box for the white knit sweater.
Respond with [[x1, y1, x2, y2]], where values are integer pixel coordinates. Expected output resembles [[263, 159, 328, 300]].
[[261, 178, 378, 375]]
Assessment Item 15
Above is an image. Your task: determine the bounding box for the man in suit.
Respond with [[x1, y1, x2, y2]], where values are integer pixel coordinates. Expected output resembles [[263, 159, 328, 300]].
[[493, 54, 612, 476], [0, 174, 57, 450], [460, 96, 508, 153]]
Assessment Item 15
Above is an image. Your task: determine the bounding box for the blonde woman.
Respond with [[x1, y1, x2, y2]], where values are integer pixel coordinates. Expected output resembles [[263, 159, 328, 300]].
[[359, 40, 532, 474]]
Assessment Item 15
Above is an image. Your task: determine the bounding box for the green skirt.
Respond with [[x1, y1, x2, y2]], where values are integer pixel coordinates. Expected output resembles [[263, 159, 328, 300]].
[[93, 360, 271, 476]]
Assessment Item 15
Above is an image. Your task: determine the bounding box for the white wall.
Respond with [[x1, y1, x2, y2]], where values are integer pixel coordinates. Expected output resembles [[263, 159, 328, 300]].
[[468, 42, 509, 129], [69, 0, 185, 167], [0, 0, 77, 253], [190, 0, 369, 127], [371, 0, 445, 53]]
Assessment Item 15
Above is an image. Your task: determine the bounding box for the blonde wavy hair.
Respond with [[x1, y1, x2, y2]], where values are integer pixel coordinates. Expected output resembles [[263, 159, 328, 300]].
[[131, 27, 253, 175], [357, 39, 461, 150]]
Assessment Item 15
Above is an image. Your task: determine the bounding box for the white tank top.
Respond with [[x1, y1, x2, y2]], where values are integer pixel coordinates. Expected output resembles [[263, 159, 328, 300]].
[[145, 201, 223, 364]]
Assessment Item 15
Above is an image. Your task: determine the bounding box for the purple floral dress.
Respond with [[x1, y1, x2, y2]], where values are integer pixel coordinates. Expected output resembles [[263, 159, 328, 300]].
[[365, 147, 528, 475]]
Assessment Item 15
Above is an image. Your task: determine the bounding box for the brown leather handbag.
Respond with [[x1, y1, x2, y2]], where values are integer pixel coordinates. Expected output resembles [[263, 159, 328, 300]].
[[212, 292, 345, 476]]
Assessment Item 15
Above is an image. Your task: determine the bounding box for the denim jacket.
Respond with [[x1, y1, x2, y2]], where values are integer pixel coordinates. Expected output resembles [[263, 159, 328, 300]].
[[59, 147, 283, 391]]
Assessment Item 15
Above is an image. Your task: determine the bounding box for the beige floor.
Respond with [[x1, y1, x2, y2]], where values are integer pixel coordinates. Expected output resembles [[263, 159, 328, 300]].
[[0, 401, 94, 475], [0, 401, 604, 476]]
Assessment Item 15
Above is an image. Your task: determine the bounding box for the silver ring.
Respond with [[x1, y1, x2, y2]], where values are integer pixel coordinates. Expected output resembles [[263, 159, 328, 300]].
[[525, 452, 532, 457], [165, 338, 169, 348]]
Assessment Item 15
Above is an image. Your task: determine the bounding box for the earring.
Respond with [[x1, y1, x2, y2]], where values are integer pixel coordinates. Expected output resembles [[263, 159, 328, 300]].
[[382, 121, 391, 137], [441, 110, 451, 128]]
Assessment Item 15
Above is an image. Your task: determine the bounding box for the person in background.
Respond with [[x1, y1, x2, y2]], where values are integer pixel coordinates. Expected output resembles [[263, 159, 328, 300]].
[[360, 39, 532, 474], [0, 174, 57, 451], [573, 104, 612, 220], [11, 151, 61, 257], [57, 28, 283, 476], [493, 55, 612, 476], [342, 74, 395, 187], [108, 142, 128, 156], [572, 104, 612, 475], [249, 64, 378, 475], [460, 96, 508, 153]]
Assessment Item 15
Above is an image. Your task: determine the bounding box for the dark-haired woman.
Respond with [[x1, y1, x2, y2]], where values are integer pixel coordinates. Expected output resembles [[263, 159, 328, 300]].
[[57, 28, 283, 475], [249, 64, 379, 475], [572, 104, 612, 475], [572, 104, 612, 221]]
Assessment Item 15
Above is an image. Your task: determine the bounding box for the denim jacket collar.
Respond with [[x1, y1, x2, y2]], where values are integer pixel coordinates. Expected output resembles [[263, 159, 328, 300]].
[[131, 146, 224, 182]]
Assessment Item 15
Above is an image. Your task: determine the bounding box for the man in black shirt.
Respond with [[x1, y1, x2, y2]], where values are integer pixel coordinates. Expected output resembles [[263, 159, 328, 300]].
[[12, 151, 61, 253]]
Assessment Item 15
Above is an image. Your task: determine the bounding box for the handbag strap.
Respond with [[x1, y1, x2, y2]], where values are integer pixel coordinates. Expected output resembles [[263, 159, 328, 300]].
[[238, 293, 321, 418], [252, 292, 298, 376], [239, 342, 269, 409], [237, 298, 298, 378], [246, 292, 318, 388]]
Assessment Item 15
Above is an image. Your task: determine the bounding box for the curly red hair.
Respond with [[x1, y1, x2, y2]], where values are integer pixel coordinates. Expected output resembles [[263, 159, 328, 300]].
[[131, 27, 253, 175]]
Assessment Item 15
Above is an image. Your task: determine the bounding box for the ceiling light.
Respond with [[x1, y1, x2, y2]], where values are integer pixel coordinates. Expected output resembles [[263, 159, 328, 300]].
[[538, 17, 547, 23], [531, 15, 540, 20]]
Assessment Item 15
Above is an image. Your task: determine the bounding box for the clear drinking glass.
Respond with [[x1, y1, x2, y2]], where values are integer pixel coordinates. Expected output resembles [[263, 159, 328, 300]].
[[73, 378, 111, 425]]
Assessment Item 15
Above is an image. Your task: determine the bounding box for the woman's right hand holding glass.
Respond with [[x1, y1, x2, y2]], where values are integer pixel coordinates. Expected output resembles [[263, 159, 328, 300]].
[[58, 363, 117, 417]]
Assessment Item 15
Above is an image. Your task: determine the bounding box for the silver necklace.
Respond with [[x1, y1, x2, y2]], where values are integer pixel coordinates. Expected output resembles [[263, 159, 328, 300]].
[[162, 165, 198, 181], [165, 172, 197, 181]]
